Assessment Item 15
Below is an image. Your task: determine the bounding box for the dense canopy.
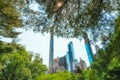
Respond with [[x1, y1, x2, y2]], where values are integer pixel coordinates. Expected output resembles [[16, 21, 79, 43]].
[[31, 0, 120, 40], [0, 0, 23, 38]]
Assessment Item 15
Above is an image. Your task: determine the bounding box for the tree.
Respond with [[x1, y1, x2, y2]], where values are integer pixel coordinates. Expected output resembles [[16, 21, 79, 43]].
[[36, 71, 80, 80], [0, 53, 32, 80], [23, 0, 119, 42], [104, 15, 120, 80], [29, 53, 46, 79], [83, 15, 120, 80], [0, 0, 24, 38], [0, 41, 22, 54], [0, 42, 46, 80]]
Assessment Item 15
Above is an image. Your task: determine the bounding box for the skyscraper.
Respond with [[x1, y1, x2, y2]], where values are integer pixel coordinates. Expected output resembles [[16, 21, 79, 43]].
[[79, 58, 87, 70], [68, 41, 75, 72], [83, 33, 94, 65], [66, 51, 71, 72], [49, 27, 54, 73], [53, 57, 59, 73], [58, 56, 66, 71], [72, 59, 79, 72]]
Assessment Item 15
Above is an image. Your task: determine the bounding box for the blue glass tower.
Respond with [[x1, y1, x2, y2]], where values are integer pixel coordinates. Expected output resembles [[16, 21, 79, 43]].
[[49, 27, 54, 73], [68, 41, 75, 72], [66, 51, 71, 72], [83, 33, 94, 64]]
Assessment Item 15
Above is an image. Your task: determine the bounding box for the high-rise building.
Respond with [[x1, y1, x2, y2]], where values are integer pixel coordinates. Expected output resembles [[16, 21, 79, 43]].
[[72, 59, 79, 72], [83, 33, 94, 65], [68, 41, 75, 61], [66, 51, 71, 72], [53, 58, 59, 73], [58, 56, 66, 72], [68, 41, 75, 72], [53, 56, 66, 73], [49, 27, 54, 73], [79, 58, 87, 70]]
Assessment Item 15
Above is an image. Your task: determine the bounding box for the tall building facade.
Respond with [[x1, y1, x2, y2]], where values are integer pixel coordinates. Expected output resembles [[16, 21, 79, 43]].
[[53, 56, 66, 72], [66, 51, 71, 72], [83, 33, 94, 65], [79, 58, 87, 70], [68, 41, 75, 72], [58, 56, 66, 71], [49, 27, 54, 73], [72, 59, 79, 72], [53, 58, 59, 73]]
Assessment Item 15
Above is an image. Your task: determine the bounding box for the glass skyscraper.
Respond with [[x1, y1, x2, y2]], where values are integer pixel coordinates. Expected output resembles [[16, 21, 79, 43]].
[[83, 33, 94, 64]]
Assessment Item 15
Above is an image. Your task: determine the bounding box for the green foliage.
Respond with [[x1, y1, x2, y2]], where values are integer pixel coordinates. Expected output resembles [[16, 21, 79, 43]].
[[36, 71, 80, 80], [0, 42, 47, 80], [0, 53, 31, 80], [0, 41, 23, 54], [24, 0, 119, 41], [0, 0, 24, 38], [83, 15, 120, 80]]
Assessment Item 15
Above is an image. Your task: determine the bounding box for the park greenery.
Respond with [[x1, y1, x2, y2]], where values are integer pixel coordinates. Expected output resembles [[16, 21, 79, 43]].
[[0, 41, 46, 80], [0, 0, 120, 80]]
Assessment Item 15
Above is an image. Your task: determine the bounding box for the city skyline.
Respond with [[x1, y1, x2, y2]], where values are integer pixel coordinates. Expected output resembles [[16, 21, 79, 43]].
[[2, 30, 96, 67], [18, 30, 97, 67]]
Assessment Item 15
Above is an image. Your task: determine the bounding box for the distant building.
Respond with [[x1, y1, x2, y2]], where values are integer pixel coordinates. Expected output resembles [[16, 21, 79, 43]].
[[58, 56, 66, 72], [95, 45, 100, 53], [94, 45, 100, 59], [72, 59, 79, 72], [53, 58, 59, 73], [79, 58, 87, 70], [52, 56, 67, 73], [52, 41, 77, 73], [52, 57, 87, 73], [66, 51, 71, 72]]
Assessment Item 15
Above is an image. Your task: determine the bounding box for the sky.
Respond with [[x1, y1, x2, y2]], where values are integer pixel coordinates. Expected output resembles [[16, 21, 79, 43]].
[[16, 30, 96, 67]]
